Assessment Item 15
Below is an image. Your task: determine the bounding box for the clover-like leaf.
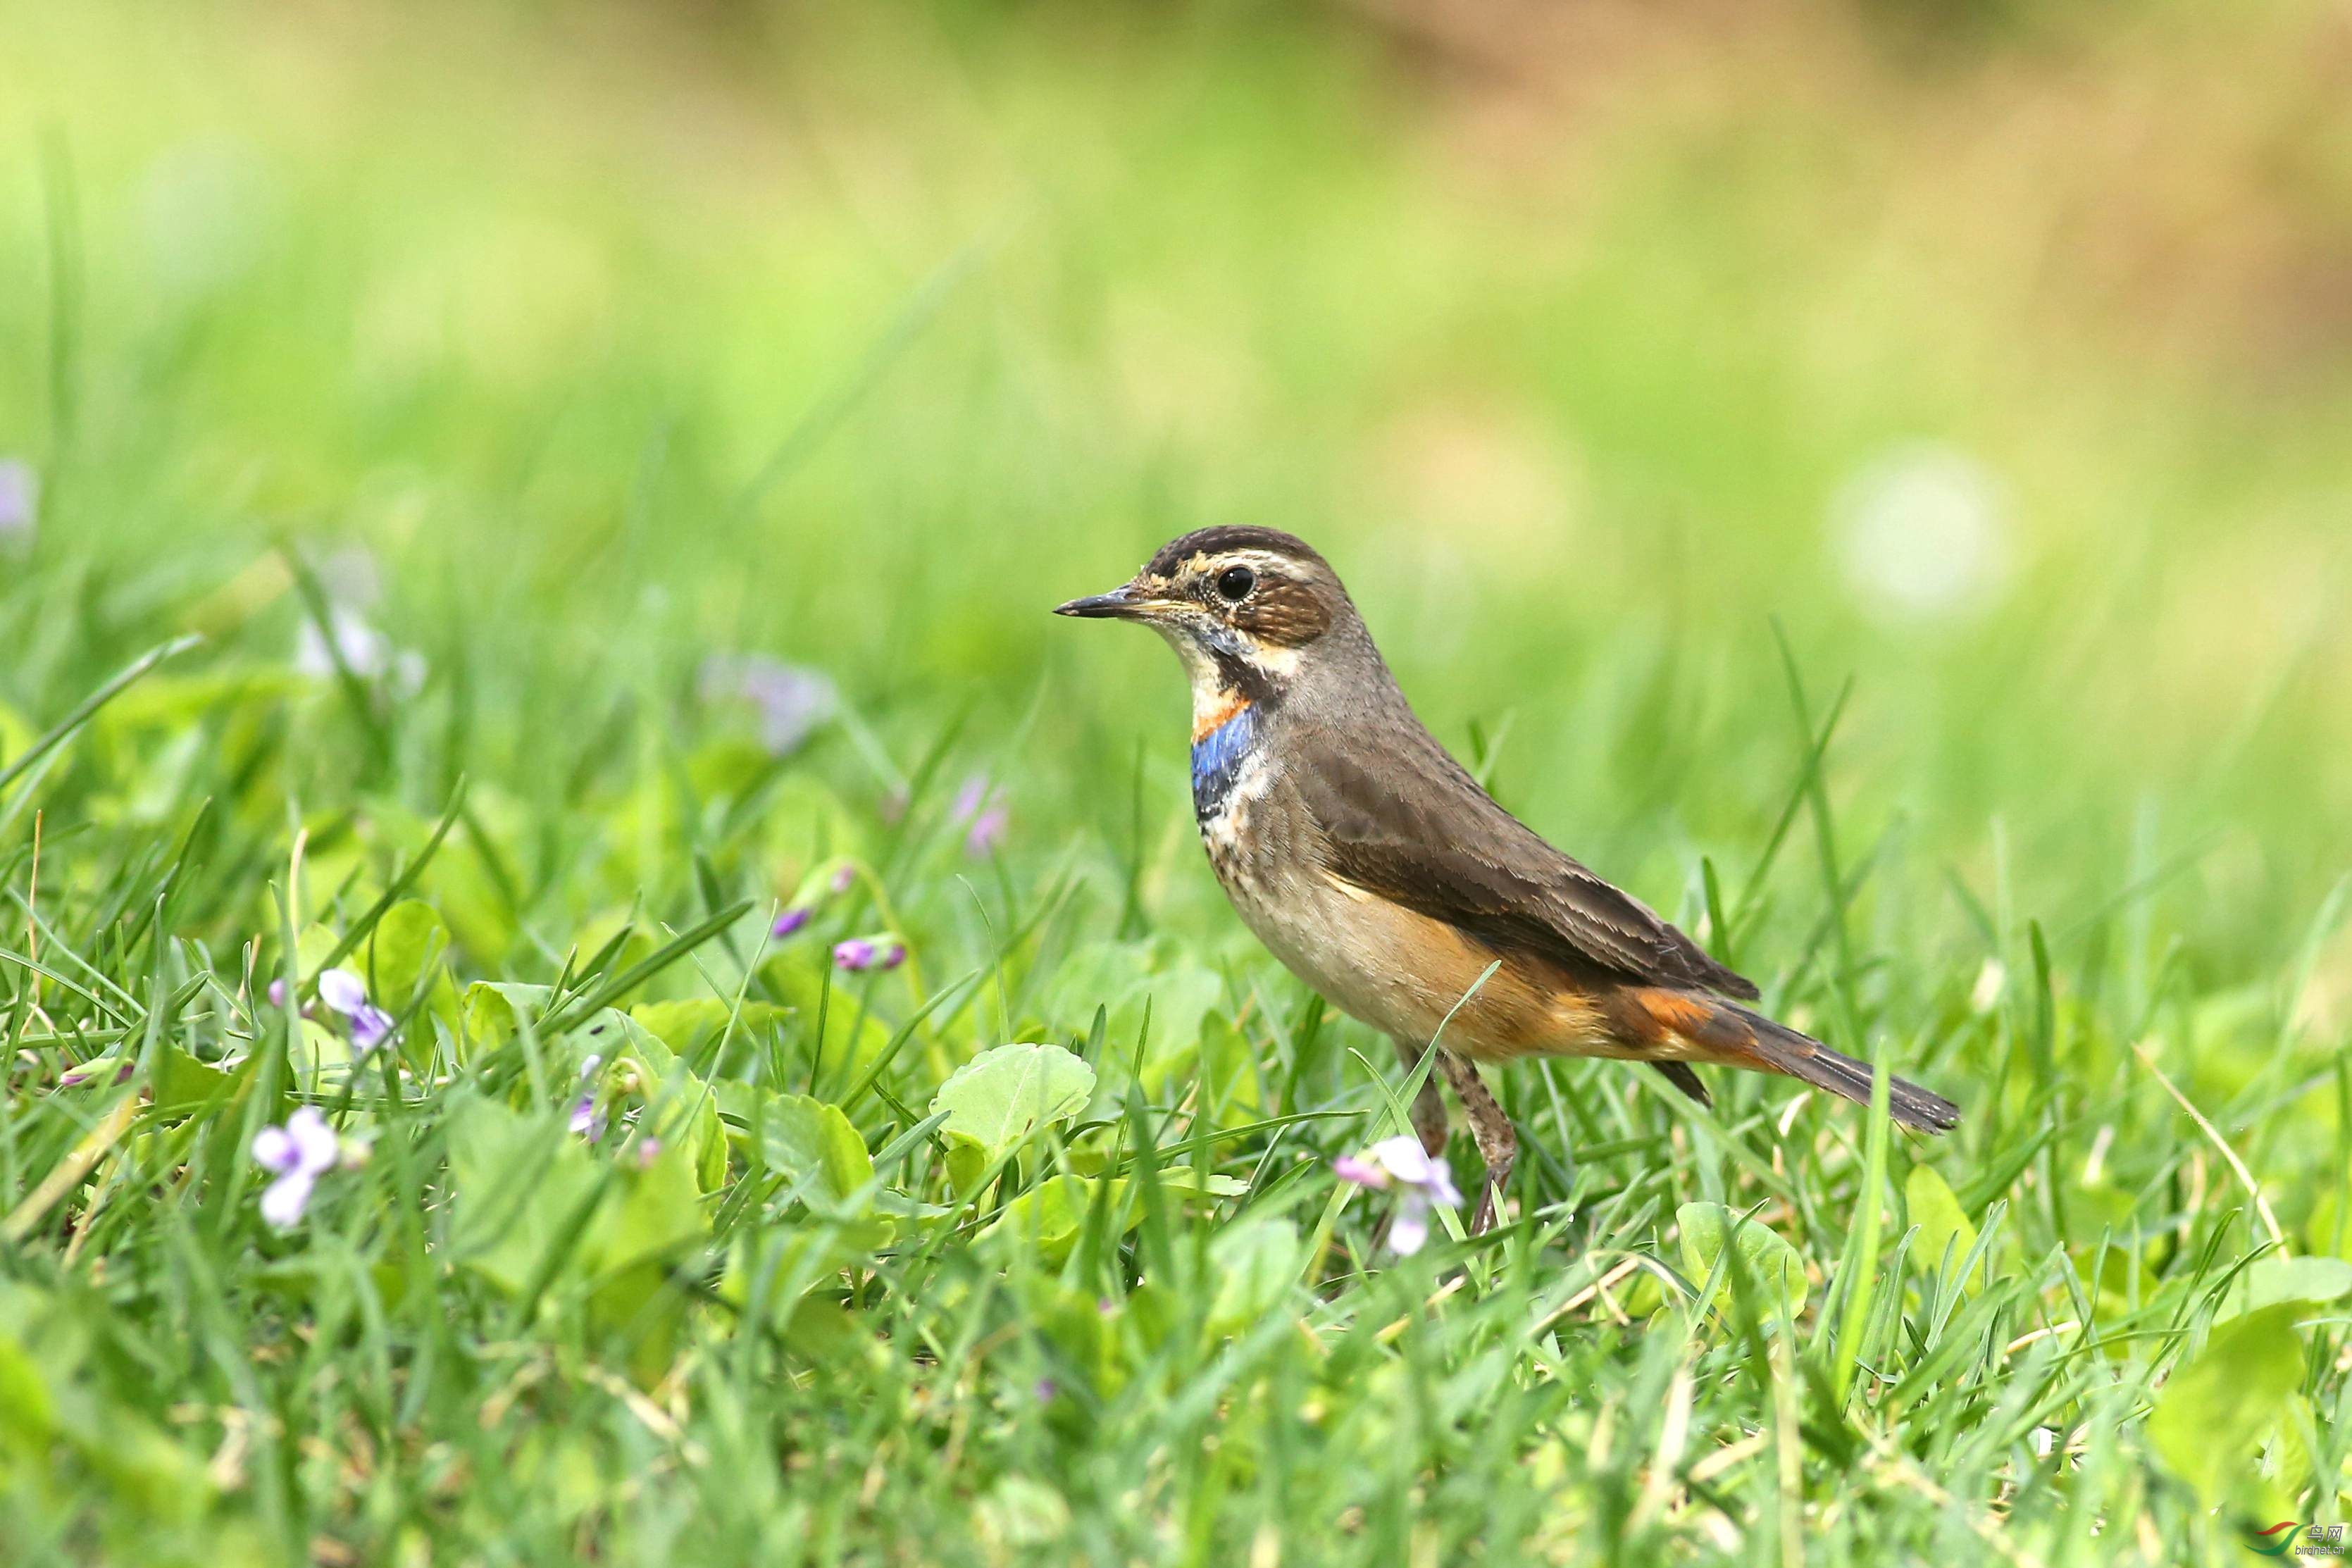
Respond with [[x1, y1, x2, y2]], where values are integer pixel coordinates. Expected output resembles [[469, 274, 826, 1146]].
[[1676, 1202, 1809, 1322], [979, 1168, 1246, 1263], [587, 1136, 709, 1276], [930, 1043, 1096, 1156], [757, 1093, 875, 1207], [461, 982, 554, 1054], [1205, 1216, 1302, 1336], [2216, 1255, 2352, 1324], [630, 998, 790, 1062], [2150, 1301, 2309, 1509], [366, 900, 456, 1019], [444, 1091, 600, 1296], [1905, 1164, 1980, 1284]]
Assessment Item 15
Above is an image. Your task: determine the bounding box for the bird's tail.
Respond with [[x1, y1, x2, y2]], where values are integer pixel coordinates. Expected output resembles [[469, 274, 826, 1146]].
[[1618, 990, 1961, 1133], [1724, 1002, 1960, 1132]]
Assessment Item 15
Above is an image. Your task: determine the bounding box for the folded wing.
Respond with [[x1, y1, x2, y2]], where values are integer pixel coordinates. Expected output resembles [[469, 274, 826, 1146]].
[[1295, 730, 1759, 1000]]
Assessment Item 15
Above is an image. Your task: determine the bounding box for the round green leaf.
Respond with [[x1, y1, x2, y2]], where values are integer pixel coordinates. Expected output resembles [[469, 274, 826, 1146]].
[[1676, 1202, 1809, 1321], [929, 1043, 1096, 1155]]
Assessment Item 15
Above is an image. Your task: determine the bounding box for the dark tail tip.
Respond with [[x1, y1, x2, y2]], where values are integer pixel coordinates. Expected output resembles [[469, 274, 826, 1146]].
[[1881, 1075, 1963, 1134], [1731, 1007, 1961, 1133]]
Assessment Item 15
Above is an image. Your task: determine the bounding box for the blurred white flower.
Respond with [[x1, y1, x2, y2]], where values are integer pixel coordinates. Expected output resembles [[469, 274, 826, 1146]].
[[1970, 959, 2006, 1013], [1832, 442, 2013, 626], [296, 604, 426, 697], [0, 459, 35, 549], [698, 654, 837, 756], [315, 545, 384, 610], [253, 1106, 342, 1229]]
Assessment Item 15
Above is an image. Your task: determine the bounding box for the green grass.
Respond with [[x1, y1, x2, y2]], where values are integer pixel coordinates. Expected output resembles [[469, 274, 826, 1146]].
[[3, 3, 2351, 1562]]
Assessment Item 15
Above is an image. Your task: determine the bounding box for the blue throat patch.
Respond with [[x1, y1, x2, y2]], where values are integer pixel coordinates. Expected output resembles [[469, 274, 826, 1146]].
[[1190, 704, 1259, 819]]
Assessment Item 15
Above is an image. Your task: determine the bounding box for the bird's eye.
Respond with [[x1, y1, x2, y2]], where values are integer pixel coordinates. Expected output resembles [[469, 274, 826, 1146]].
[[1214, 565, 1256, 602]]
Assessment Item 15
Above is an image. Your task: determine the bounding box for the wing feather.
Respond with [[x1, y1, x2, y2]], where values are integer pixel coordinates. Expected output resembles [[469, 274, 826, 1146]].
[[1295, 730, 1758, 1000]]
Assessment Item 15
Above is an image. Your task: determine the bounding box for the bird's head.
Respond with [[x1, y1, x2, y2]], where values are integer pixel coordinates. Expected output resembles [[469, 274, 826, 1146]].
[[1055, 528, 1358, 726]]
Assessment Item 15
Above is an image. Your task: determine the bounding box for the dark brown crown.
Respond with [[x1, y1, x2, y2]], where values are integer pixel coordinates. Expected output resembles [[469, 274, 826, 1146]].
[[1145, 527, 1331, 580]]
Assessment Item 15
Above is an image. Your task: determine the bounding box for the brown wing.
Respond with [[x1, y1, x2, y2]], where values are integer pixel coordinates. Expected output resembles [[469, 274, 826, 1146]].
[[1293, 728, 1760, 1000]]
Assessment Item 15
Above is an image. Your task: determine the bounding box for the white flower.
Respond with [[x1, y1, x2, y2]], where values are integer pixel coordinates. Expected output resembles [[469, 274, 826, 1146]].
[[252, 1106, 342, 1228], [1831, 442, 2012, 626], [316, 968, 368, 1015], [295, 605, 425, 697], [314, 545, 384, 610], [1334, 1135, 1464, 1256], [0, 459, 35, 549]]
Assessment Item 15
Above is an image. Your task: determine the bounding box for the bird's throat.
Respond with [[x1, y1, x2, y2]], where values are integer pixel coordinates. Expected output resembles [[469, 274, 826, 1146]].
[[1191, 685, 1251, 743], [1190, 698, 1260, 820]]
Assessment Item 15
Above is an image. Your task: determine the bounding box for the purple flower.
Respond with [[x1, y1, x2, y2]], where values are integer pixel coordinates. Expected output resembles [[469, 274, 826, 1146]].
[[776, 858, 858, 939], [965, 806, 1009, 858], [952, 775, 989, 821], [0, 459, 35, 549], [349, 1006, 394, 1052], [634, 1137, 663, 1169], [253, 1106, 342, 1228], [833, 934, 905, 973], [266, 978, 290, 1009], [316, 969, 364, 1014], [61, 1059, 135, 1088], [1335, 1135, 1464, 1257], [316, 968, 394, 1054], [951, 774, 1009, 857], [571, 1055, 608, 1140], [698, 654, 837, 757]]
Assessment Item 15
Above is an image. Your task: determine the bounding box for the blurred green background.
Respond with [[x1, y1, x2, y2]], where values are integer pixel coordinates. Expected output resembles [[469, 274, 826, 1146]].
[[4, 0, 2348, 1038], [6, 4, 2352, 1558]]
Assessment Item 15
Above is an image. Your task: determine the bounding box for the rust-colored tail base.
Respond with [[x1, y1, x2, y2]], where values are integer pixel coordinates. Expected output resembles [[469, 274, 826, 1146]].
[[1619, 990, 1961, 1133]]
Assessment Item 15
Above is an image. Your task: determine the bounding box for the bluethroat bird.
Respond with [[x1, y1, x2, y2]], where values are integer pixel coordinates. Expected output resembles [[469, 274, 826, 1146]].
[[1057, 527, 1960, 1232]]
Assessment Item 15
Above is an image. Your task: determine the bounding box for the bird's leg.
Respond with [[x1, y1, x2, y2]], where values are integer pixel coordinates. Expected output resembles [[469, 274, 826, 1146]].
[[1392, 1038, 1450, 1159], [1438, 1052, 1516, 1233]]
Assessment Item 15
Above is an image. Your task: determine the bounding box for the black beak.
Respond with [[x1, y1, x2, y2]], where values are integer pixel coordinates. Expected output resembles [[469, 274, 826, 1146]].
[[1053, 584, 1148, 620]]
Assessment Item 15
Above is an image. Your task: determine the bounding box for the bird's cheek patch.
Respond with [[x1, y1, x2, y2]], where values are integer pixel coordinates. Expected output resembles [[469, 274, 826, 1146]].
[[1240, 637, 1304, 677]]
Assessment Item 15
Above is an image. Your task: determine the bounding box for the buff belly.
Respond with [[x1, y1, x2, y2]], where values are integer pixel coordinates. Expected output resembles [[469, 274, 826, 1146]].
[[1190, 695, 1626, 1064], [1212, 836, 1619, 1064]]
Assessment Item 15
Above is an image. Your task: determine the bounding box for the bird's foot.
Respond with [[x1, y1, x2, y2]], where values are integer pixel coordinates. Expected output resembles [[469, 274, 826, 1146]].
[[1469, 1159, 1513, 1234]]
